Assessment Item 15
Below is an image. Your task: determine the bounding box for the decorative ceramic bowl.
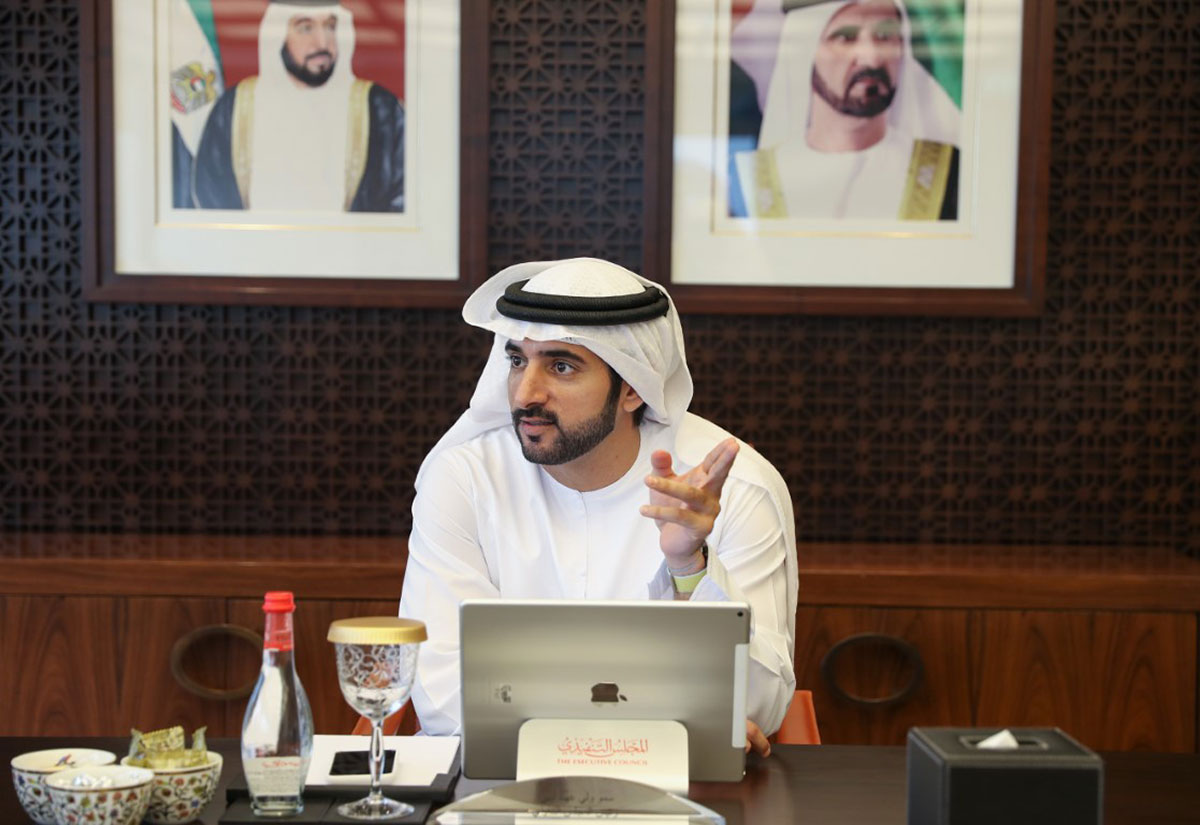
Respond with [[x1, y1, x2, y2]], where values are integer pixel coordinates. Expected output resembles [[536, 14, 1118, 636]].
[[10, 748, 117, 825], [120, 752, 223, 824], [45, 764, 154, 825]]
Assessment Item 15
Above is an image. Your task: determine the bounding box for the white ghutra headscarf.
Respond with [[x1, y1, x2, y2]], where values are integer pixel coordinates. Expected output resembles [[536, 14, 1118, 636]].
[[417, 258, 694, 485]]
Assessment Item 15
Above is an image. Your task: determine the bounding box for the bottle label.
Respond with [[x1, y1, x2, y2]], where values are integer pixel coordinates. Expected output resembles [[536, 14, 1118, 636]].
[[263, 613, 295, 651], [263, 631, 294, 651], [243, 756, 304, 795]]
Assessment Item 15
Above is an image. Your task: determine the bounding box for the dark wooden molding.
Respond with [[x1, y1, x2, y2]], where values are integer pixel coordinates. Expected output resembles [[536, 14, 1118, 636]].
[[0, 558, 404, 599], [642, 0, 675, 304], [797, 542, 1200, 611], [0, 534, 406, 599], [797, 565, 1200, 612], [3, 535, 1197, 610]]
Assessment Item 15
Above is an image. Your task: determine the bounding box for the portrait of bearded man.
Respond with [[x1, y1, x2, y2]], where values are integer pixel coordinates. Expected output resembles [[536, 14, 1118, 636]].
[[730, 0, 963, 221], [191, 0, 406, 213]]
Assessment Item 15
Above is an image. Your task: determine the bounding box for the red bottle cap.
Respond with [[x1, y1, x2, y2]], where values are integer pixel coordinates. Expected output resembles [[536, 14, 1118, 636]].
[[263, 591, 296, 613]]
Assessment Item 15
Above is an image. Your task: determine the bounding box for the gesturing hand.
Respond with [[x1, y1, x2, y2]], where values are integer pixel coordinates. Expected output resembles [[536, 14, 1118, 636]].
[[639, 437, 739, 570]]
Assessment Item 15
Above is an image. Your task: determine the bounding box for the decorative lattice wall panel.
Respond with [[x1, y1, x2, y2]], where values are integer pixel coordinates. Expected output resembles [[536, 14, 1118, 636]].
[[0, 0, 1196, 558]]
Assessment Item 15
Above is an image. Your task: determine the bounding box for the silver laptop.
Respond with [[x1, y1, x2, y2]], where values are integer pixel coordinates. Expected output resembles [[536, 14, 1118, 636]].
[[459, 599, 751, 782]]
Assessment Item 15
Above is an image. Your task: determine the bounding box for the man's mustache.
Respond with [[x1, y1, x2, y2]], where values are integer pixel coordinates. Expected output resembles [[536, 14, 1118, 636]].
[[512, 406, 559, 427], [304, 49, 334, 64], [847, 67, 894, 94]]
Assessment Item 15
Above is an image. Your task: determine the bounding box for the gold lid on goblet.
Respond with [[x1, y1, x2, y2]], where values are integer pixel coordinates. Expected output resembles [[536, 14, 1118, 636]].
[[327, 617, 427, 645]]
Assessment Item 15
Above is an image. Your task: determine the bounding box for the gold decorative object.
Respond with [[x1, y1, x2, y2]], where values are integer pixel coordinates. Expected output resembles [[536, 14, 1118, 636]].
[[327, 617, 428, 645]]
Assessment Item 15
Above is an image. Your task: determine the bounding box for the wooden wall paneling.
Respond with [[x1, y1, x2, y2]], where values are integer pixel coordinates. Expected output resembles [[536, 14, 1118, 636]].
[[794, 606, 974, 745], [113, 597, 234, 737], [0, 596, 106, 736], [0, 596, 227, 737], [227, 598, 402, 735], [971, 610, 1197, 753]]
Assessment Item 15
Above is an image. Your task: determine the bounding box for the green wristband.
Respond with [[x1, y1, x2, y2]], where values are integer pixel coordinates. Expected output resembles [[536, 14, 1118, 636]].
[[672, 568, 708, 594], [671, 543, 709, 594]]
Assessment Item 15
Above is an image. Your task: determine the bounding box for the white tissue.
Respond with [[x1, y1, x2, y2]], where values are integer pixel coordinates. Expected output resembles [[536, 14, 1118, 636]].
[[976, 729, 1020, 750]]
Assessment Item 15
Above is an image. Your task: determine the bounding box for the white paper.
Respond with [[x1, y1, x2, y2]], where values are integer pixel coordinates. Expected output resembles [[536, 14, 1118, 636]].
[[975, 729, 1020, 750], [306, 734, 460, 788]]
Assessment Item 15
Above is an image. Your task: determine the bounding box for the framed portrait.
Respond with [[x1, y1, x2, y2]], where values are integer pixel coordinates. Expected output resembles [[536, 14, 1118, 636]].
[[645, 0, 1053, 315], [81, 0, 488, 306]]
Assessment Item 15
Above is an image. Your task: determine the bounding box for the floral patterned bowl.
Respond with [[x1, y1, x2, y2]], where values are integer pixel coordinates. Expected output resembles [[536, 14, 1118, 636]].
[[10, 748, 117, 825], [120, 751, 223, 824], [45, 764, 153, 825]]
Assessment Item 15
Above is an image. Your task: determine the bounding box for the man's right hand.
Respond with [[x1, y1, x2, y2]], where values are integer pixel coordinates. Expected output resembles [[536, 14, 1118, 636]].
[[639, 438, 740, 571]]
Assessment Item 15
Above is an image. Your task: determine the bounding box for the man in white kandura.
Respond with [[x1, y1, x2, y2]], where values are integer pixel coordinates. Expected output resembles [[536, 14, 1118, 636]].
[[398, 258, 797, 755], [193, 0, 405, 212], [736, 0, 961, 220]]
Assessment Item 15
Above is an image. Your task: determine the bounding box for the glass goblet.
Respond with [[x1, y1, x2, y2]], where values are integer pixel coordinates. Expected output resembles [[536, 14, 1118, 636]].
[[327, 617, 427, 820]]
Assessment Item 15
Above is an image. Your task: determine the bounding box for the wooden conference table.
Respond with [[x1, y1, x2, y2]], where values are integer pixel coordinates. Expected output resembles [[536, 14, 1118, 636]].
[[4, 737, 1199, 824]]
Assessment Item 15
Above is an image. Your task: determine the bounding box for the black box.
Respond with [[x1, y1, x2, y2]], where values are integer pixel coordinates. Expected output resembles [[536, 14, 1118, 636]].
[[907, 727, 1103, 825]]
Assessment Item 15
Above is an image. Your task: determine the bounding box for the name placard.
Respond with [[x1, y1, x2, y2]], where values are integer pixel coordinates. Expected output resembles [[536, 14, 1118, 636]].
[[516, 718, 690, 795]]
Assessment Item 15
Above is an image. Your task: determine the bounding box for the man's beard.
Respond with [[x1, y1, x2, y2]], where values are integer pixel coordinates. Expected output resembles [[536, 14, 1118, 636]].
[[281, 44, 336, 87], [812, 66, 896, 118], [511, 387, 621, 466]]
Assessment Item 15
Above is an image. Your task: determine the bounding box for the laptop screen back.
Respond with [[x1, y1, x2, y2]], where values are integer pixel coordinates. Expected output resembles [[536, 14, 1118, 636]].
[[458, 599, 751, 782]]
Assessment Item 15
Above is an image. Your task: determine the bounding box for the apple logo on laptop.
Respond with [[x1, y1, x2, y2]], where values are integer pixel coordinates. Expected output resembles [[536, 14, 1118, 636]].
[[591, 682, 627, 703]]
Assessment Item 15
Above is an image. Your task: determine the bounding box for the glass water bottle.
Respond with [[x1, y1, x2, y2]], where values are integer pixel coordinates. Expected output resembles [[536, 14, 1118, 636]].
[[240, 590, 314, 816]]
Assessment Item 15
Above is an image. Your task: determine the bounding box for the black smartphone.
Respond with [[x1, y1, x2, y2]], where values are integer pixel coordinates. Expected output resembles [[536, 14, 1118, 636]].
[[329, 750, 397, 776]]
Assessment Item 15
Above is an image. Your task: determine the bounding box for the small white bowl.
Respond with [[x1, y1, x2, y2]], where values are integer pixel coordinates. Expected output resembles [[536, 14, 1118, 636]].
[[45, 764, 154, 825], [10, 748, 117, 825], [120, 752, 223, 824]]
